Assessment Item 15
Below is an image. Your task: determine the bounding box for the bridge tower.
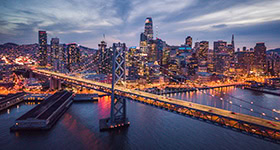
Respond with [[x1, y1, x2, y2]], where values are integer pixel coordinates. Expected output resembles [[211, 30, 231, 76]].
[[100, 42, 129, 131]]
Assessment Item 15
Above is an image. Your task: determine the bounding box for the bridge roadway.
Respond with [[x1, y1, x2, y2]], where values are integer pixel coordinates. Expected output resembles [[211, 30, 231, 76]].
[[33, 69, 280, 142]]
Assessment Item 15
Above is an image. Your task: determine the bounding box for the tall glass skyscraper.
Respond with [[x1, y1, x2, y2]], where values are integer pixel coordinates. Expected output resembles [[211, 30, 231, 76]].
[[66, 43, 80, 72], [51, 38, 59, 70], [144, 17, 153, 41], [38, 31, 47, 66]]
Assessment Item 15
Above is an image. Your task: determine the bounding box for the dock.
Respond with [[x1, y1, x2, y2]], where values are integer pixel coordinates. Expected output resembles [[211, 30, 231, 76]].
[[10, 90, 73, 131], [73, 94, 98, 102], [0, 92, 25, 111], [24, 94, 50, 101], [244, 87, 280, 96]]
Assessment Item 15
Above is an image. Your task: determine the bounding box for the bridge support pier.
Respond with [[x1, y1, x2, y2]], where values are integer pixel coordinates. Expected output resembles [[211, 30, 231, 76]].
[[99, 95, 129, 131], [29, 70, 33, 78], [57, 79, 61, 90], [50, 77, 54, 90], [49, 77, 62, 90], [99, 42, 129, 131]]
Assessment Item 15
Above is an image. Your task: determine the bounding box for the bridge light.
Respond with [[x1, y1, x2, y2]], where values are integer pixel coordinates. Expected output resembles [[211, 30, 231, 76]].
[[275, 117, 279, 120], [229, 101, 232, 104], [250, 109, 253, 112], [220, 98, 223, 100], [251, 102, 253, 104], [272, 109, 276, 112], [262, 113, 265, 116]]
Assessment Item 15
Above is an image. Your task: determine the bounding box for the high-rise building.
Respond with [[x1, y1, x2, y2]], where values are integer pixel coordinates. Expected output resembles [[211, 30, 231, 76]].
[[126, 47, 142, 80], [185, 36, 192, 48], [207, 49, 215, 73], [60, 44, 67, 72], [196, 41, 209, 62], [231, 34, 235, 51], [66, 43, 80, 72], [266, 52, 280, 76], [254, 42, 267, 73], [38, 31, 47, 66], [242, 46, 247, 51], [156, 38, 167, 65], [144, 17, 153, 41], [235, 51, 254, 74], [215, 53, 231, 74], [214, 40, 227, 54], [51, 38, 59, 70], [98, 41, 112, 75]]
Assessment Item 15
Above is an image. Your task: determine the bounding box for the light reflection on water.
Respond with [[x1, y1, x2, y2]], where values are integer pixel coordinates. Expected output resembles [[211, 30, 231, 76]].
[[0, 87, 280, 150]]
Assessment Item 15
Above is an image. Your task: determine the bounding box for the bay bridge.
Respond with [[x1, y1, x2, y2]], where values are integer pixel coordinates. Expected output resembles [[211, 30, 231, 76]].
[[16, 42, 278, 143], [30, 67, 280, 142]]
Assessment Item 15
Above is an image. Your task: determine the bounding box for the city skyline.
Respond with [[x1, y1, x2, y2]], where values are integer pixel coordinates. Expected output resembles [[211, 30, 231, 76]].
[[1, 1, 280, 148], [0, 0, 280, 49]]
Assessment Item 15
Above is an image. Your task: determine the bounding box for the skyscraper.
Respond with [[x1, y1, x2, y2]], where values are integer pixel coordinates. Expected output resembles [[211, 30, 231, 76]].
[[98, 41, 112, 75], [185, 36, 192, 48], [38, 31, 47, 66], [51, 38, 59, 69], [140, 32, 147, 53], [254, 42, 267, 73], [196, 41, 209, 62], [144, 17, 153, 41], [66, 43, 80, 72], [213, 40, 227, 54], [231, 34, 235, 51]]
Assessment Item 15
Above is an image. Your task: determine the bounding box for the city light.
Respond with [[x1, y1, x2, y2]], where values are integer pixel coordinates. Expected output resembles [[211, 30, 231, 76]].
[[0, 2, 280, 148]]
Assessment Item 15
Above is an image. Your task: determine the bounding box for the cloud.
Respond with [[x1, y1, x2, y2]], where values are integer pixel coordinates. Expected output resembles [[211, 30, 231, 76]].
[[177, 0, 280, 31], [0, 0, 279, 49], [212, 24, 227, 29]]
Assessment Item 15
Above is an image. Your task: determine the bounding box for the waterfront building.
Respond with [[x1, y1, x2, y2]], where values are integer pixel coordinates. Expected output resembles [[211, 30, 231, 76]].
[[253, 42, 267, 74]]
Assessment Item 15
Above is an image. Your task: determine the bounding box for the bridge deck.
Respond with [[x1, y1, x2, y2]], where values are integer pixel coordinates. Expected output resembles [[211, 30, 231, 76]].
[[33, 69, 280, 132]]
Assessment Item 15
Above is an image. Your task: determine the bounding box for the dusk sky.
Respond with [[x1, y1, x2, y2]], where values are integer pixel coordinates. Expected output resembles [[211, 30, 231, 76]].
[[0, 0, 280, 49]]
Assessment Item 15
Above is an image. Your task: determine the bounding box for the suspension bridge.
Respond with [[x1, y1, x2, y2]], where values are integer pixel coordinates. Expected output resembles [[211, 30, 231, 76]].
[[24, 43, 280, 143]]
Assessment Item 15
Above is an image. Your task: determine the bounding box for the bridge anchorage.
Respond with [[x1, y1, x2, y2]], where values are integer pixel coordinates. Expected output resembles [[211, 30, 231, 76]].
[[99, 42, 130, 131]]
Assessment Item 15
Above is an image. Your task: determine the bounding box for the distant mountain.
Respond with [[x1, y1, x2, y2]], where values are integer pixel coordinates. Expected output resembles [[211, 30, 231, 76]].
[[79, 45, 96, 51], [267, 48, 280, 54], [3, 43, 18, 47]]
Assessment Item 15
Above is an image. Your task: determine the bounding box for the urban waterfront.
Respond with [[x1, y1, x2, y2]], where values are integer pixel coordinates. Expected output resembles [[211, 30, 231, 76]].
[[1, 87, 280, 150]]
